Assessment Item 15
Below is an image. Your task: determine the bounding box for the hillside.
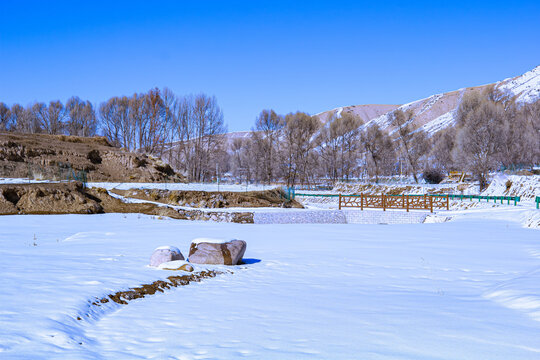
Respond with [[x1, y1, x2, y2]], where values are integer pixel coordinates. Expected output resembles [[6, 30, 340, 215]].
[[218, 66, 539, 144], [0, 133, 185, 182], [325, 65, 540, 136], [314, 104, 400, 124]]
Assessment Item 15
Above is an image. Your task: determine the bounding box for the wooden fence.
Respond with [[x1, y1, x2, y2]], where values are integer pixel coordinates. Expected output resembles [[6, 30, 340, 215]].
[[338, 194, 449, 213]]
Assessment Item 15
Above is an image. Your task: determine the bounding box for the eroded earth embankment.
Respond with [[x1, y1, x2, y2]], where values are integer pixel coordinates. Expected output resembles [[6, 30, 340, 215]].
[[0, 182, 301, 223]]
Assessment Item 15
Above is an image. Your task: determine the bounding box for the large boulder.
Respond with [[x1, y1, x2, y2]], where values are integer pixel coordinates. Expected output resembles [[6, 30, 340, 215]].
[[188, 238, 246, 265], [150, 246, 184, 267]]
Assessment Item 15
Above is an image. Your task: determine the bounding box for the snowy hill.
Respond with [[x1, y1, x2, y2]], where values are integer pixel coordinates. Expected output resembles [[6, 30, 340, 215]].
[[314, 104, 399, 124], [497, 65, 540, 103], [200, 66, 540, 147], [330, 65, 540, 136]]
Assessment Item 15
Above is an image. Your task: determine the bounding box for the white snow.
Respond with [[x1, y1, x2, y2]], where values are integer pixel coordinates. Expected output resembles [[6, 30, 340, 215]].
[[157, 260, 192, 270], [1, 207, 540, 359], [191, 237, 236, 245], [420, 111, 456, 135], [0, 178, 277, 192], [497, 65, 540, 103], [154, 245, 181, 253], [87, 182, 276, 192]]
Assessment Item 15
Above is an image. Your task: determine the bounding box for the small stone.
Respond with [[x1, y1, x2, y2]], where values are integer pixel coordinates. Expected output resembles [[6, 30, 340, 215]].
[[150, 246, 184, 267], [188, 238, 246, 265]]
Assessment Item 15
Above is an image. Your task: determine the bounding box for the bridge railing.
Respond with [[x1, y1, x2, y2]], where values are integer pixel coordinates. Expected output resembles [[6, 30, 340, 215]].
[[292, 192, 523, 212], [338, 194, 449, 213]]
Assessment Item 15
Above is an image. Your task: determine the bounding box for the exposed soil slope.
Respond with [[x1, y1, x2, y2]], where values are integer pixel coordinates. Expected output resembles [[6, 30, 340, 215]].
[[0, 183, 301, 223], [110, 187, 303, 208], [0, 132, 185, 182]]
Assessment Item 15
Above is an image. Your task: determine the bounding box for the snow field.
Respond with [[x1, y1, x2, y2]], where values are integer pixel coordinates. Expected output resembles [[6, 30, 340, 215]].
[[0, 209, 540, 359]]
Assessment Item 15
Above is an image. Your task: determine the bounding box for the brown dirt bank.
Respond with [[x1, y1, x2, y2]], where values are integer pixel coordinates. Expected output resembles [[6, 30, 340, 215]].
[[110, 187, 303, 209], [0, 182, 254, 223], [0, 132, 185, 182]]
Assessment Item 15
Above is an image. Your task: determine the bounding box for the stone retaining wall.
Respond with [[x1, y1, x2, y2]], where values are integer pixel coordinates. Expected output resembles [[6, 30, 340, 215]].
[[343, 209, 428, 224], [253, 209, 429, 224]]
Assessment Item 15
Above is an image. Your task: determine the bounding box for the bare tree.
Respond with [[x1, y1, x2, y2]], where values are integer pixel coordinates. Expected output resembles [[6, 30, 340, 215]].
[[455, 89, 506, 190], [8, 104, 27, 132], [499, 99, 540, 169], [430, 127, 457, 172], [317, 113, 362, 183], [390, 109, 428, 183], [0, 103, 11, 131], [140, 88, 166, 153], [362, 124, 396, 182], [31, 101, 66, 134], [253, 109, 283, 184], [191, 94, 226, 181], [99, 97, 122, 147], [281, 112, 321, 186], [66, 97, 97, 136]]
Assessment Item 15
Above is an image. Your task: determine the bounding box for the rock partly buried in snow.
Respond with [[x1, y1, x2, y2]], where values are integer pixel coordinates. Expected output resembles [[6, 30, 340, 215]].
[[157, 260, 194, 272], [150, 246, 184, 267], [188, 238, 247, 265]]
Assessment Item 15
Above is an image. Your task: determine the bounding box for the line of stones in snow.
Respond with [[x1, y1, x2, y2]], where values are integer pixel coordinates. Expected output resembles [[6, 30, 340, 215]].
[[149, 238, 248, 271]]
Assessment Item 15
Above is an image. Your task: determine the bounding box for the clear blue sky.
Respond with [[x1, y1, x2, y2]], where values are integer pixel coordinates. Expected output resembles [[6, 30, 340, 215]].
[[1, 0, 539, 131]]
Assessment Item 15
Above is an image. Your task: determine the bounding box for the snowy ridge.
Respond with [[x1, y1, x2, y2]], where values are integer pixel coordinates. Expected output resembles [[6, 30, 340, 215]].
[[497, 65, 540, 103], [323, 65, 539, 137]]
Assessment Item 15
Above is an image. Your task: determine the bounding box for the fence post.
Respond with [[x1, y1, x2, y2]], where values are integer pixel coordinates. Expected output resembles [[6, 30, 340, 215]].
[[430, 196, 433, 213], [406, 195, 409, 212], [360, 193, 363, 210], [383, 194, 386, 211], [339, 194, 342, 210], [446, 195, 449, 210], [424, 194, 427, 209]]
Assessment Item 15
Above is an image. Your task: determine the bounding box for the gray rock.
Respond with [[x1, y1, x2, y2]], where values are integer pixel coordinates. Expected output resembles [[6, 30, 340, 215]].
[[188, 238, 246, 265], [150, 246, 184, 267]]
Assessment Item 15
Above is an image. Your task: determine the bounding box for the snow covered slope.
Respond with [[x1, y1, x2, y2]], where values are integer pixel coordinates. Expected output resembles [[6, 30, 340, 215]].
[[497, 65, 540, 103], [326, 65, 540, 136], [314, 104, 399, 124]]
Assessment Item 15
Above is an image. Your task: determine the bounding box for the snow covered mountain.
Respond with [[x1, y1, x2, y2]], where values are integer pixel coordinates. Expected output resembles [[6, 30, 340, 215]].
[[218, 65, 539, 145], [319, 65, 540, 136]]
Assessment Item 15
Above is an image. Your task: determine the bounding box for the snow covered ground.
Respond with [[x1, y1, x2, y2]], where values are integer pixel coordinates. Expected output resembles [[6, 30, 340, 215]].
[[88, 182, 275, 192], [1, 207, 540, 359], [0, 178, 276, 193]]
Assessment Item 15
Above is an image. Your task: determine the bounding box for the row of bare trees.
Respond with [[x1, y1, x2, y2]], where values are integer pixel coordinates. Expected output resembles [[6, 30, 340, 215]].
[[0, 89, 227, 183], [431, 86, 540, 189], [100, 89, 227, 182], [1, 85, 538, 187], [229, 88, 538, 188], [0, 97, 97, 136], [228, 110, 410, 186]]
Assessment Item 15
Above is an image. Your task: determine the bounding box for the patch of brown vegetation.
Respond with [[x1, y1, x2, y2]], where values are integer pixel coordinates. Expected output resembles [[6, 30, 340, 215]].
[[0, 132, 185, 183], [91, 270, 227, 306], [110, 187, 303, 209]]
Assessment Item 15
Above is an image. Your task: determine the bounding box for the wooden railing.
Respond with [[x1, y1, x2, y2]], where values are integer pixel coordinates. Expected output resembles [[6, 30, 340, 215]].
[[338, 194, 449, 213]]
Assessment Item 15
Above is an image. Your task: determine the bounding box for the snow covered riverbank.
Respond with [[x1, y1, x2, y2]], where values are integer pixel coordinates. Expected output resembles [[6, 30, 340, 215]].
[[1, 208, 539, 359]]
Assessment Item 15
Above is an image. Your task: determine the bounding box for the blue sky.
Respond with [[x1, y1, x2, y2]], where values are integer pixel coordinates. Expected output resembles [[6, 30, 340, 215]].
[[1, 0, 539, 131]]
